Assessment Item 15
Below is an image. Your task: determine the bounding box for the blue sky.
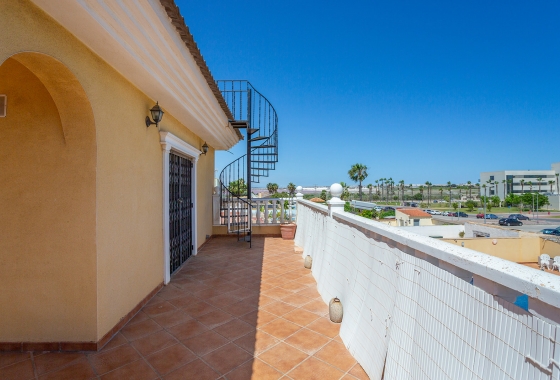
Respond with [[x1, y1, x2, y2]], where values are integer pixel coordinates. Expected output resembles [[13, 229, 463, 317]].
[[177, 1, 560, 187]]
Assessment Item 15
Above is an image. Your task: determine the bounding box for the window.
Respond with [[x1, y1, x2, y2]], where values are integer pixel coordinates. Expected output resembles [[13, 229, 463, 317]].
[[490, 175, 494, 180], [413, 219, 420, 226]]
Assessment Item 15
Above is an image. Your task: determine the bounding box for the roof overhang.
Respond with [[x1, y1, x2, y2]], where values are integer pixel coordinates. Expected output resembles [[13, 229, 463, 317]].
[[31, 0, 241, 150]]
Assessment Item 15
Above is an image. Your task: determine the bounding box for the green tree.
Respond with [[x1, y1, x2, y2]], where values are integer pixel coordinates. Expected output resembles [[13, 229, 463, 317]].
[[320, 189, 327, 201], [287, 183, 296, 197], [504, 193, 521, 207], [229, 179, 247, 196], [520, 193, 549, 210], [465, 200, 477, 211], [491, 195, 500, 207], [266, 182, 278, 195], [340, 182, 350, 201], [348, 163, 368, 200], [413, 193, 423, 201], [452, 202, 459, 211], [367, 184, 373, 201]]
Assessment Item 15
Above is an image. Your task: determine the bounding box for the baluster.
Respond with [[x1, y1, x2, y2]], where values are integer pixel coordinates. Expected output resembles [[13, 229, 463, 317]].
[[272, 200, 278, 224], [280, 198, 285, 224], [256, 200, 262, 225], [264, 201, 269, 224]]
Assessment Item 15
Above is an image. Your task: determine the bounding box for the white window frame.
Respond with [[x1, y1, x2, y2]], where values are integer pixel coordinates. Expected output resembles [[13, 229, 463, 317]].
[[160, 131, 201, 284]]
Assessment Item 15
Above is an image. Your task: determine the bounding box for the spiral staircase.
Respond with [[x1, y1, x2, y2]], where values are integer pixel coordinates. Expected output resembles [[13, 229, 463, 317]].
[[217, 80, 278, 247]]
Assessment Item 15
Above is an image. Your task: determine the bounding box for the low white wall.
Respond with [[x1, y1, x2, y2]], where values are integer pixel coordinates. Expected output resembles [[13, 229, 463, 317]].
[[295, 200, 560, 380], [465, 222, 521, 238], [397, 224, 464, 238]]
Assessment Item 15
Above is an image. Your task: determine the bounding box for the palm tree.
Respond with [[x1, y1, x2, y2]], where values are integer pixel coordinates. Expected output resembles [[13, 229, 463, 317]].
[[447, 181, 452, 205], [379, 178, 385, 203], [419, 185, 424, 204], [494, 181, 498, 198], [367, 184, 373, 201], [528, 181, 533, 192], [520, 179, 525, 194], [425, 181, 431, 206], [409, 184, 413, 200], [339, 181, 349, 201], [537, 177, 543, 194], [439, 187, 444, 201], [549, 180, 555, 194], [502, 179, 506, 200], [348, 163, 368, 200], [266, 183, 278, 195], [375, 180, 379, 197], [399, 180, 405, 203], [467, 181, 472, 199], [556, 173, 559, 194]]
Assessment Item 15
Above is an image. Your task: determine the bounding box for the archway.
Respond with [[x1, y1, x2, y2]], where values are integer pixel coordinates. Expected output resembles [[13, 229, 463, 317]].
[[0, 52, 97, 342]]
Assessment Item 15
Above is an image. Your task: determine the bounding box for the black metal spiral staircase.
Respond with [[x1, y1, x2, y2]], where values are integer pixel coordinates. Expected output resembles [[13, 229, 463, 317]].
[[217, 80, 279, 247]]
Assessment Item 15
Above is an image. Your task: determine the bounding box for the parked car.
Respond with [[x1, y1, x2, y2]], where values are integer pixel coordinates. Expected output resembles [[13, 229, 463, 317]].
[[499, 218, 523, 226], [476, 213, 484, 219], [424, 209, 434, 214], [382, 206, 395, 211], [374, 206, 383, 212], [410, 203, 418, 207], [432, 210, 442, 215], [485, 214, 499, 219], [508, 214, 530, 221], [539, 228, 560, 236], [450, 212, 468, 218], [442, 211, 452, 216]]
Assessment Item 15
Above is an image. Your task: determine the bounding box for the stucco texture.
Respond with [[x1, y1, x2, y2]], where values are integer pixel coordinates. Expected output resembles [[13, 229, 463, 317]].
[[0, 0, 217, 342]]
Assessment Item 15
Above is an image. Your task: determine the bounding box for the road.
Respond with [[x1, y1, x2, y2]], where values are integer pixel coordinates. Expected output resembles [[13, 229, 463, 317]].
[[432, 214, 560, 233]]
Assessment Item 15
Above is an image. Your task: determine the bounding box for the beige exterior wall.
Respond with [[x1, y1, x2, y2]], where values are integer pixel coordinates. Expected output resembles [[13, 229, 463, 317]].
[[443, 237, 560, 263], [1, 0, 220, 342], [395, 210, 433, 226]]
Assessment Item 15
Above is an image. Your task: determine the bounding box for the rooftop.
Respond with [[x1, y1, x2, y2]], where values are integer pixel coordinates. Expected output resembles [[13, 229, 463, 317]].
[[0, 237, 366, 379], [397, 208, 432, 218]]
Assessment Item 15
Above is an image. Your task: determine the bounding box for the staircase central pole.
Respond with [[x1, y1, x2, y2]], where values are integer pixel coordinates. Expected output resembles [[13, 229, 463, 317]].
[[246, 89, 252, 246]]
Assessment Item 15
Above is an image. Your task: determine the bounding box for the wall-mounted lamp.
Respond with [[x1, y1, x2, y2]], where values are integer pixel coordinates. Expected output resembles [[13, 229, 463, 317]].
[[145, 101, 164, 128], [201, 142, 209, 155]]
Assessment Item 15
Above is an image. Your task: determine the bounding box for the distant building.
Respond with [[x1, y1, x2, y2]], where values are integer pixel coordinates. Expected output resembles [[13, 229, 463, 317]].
[[395, 209, 433, 226], [480, 162, 559, 200]]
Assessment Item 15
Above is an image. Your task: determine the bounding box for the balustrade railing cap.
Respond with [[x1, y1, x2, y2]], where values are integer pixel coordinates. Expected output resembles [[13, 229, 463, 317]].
[[330, 183, 343, 199]]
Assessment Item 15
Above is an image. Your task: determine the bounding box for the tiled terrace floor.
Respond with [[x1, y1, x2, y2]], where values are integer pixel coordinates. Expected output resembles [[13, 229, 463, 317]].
[[0, 237, 368, 380]]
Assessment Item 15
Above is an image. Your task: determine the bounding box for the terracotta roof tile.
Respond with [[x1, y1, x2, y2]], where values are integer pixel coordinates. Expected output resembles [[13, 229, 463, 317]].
[[397, 209, 432, 218]]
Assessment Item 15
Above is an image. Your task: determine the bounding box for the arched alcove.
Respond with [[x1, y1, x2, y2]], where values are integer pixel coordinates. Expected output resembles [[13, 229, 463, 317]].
[[0, 52, 98, 342]]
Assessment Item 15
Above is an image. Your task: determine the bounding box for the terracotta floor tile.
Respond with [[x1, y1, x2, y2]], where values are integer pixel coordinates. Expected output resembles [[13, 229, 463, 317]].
[[261, 301, 296, 317], [287, 357, 344, 380], [182, 330, 229, 356], [164, 358, 220, 380], [0, 352, 30, 369], [100, 332, 129, 352], [284, 328, 330, 355], [202, 343, 252, 375], [157, 284, 187, 300], [225, 358, 282, 380], [206, 292, 243, 307], [296, 286, 321, 299], [348, 363, 369, 380], [100, 359, 158, 380], [258, 342, 309, 373], [301, 299, 329, 316], [196, 309, 235, 329], [128, 310, 150, 325], [262, 287, 294, 300], [34, 352, 85, 375], [131, 330, 177, 356], [220, 300, 258, 317], [314, 341, 357, 372], [145, 344, 197, 376], [213, 318, 255, 340], [279, 281, 308, 292], [167, 319, 209, 341], [167, 294, 201, 309], [142, 300, 177, 316], [38, 358, 95, 380], [151, 309, 192, 329], [121, 318, 163, 341], [89, 344, 141, 375], [280, 293, 313, 307], [234, 330, 279, 355], [183, 301, 218, 318], [259, 318, 302, 340], [306, 317, 340, 338], [297, 275, 318, 286], [282, 309, 321, 327], [0, 359, 35, 380]]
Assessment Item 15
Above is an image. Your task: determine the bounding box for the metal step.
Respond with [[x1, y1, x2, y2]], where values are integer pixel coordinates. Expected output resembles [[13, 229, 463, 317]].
[[248, 128, 259, 134], [249, 136, 268, 142], [230, 120, 249, 128], [251, 153, 278, 156], [252, 145, 275, 149], [251, 160, 277, 163]]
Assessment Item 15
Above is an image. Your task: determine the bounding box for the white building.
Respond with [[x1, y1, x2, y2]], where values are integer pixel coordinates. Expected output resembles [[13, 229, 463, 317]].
[[480, 162, 560, 200]]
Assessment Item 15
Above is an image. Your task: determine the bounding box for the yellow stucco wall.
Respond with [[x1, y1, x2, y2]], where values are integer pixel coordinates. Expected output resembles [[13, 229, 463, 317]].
[[0, 57, 98, 342], [443, 237, 543, 263], [1, 0, 218, 342]]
